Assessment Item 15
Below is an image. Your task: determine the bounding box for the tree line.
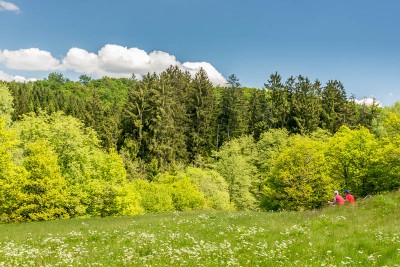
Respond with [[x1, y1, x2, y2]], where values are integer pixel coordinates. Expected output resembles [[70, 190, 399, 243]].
[[6, 68, 380, 173], [1, 67, 396, 222]]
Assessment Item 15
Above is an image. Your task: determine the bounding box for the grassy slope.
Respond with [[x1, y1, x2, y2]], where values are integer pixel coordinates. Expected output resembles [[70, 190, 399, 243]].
[[0, 192, 399, 266]]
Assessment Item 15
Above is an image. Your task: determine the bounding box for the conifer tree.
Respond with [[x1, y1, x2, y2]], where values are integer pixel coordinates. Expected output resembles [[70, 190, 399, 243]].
[[217, 74, 247, 148], [247, 89, 270, 140], [264, 72, 291, 129], [187, 68, 217, 160], [320, 80, 348, 133], [290, 76, 322, 134]]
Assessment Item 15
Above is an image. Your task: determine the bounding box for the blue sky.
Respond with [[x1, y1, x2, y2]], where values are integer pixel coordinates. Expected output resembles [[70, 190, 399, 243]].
[[0, 0, 399, 106]]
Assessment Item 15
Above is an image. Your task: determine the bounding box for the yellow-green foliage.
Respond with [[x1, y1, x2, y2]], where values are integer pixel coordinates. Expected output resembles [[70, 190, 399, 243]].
[[83, 179, 121, 217], [15, 112, 100, 183], [166, 174, 206, 211], [264, 135, 333, 211], [19, 139, 69, 221], [214, 136, 258, 210], [82, 149, 128, 217], [0, 84, 14, 126], [132, 172, 206, 212], [185, 167, 234, 211], [0, 119, 29, 222], [116, 182, 144, 216], [325, 126, 379, 196], [13, 112, 129, 218], [133, 179, 174, 213]]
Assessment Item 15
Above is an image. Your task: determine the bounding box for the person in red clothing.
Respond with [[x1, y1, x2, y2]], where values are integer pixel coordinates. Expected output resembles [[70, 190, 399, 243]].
[[343, 190, 355, 203], [328, 190, 345, 206]]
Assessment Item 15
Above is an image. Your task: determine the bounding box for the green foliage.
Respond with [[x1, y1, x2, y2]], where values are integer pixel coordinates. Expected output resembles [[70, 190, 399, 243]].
[[187, 68, 217, 159], [263, 135, 333, 211], [1, 71, 394, 219], [115, 182, 144, 216], [264, 72, 290, 129], [20, 139, 69, 221], [247, 89, 270, 139], [214, 136, 258, 210], [184, 167, 234, 210], [320, 80, 349, 133], [374, 135, 400, 192], [83, 179, 121, 217], [355, 98, 381, 130], [325, 126, 379, 196], [217, 74, 248, 147], [289, 76, 322, 134], [133, 179, 174, 213], [372, 106, 400, 138], [13, 112, 129, 218], [256, 128, 290, 180], [82, 150, 128, 217], [0, 84, 14, 126], [168, 176, 206, 211], [156, 172, 206, 211], [0, 119, 29, 222]]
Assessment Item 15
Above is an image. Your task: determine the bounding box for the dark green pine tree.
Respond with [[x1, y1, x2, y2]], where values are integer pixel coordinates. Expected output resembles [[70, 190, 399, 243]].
[[187, 68, 217, 161], [102, 99, 122, 149], [121, 76, 153, 159], [290, 76, 322, 134], [217, 74, 247, 149], [342, 94, 359, 129], [320, 80, 348, 133], [356, 98, 381, 130], [9, 82, 33, 120], [148, 66, 190, 169], [84, 87, 107, 144], [247, 88, 271, 140], [265, 72, 291, 130]]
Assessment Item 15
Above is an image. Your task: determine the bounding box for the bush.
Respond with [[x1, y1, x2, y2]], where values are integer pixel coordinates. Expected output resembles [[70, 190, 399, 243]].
[[133, 179, 174, 213], [263, 135, 333, 211], [185, 167, 234, 211]]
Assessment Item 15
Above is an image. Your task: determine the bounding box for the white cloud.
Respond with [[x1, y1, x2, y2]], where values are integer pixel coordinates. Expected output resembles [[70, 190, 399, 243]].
[[0, 1, 19, 12], [62, 47, 99, 74], [98, 44, 151, 74], [0, 48, 61, 71], [62, 44, 226, 85], [0, 70, 37, 82], [148, 51, 180, 73], [0, 45, 227, 85], [182, 62, 227, 86], [354, 97, 382, 107]]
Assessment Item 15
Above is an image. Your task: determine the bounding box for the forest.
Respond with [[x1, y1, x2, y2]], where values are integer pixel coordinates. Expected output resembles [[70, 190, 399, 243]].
[[0, 66, 399, 222]]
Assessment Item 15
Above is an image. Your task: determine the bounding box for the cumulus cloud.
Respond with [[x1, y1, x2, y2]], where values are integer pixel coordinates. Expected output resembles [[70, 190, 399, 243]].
[[354, 97, 382, 107], [0, 70, 37, 82], [0, 44, 227, 85], [62, 47, 99, 74], [62, 45, 227, 85], [182, 62, 227, 86], [0, 48, 61, 71], [0, 0, 19, 12], [98, 44, 151, 74], [148, 51, 180, 73]]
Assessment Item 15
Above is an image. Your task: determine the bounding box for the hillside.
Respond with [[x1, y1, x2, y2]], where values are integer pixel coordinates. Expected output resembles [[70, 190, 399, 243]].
[[0, 191, 399, 266]]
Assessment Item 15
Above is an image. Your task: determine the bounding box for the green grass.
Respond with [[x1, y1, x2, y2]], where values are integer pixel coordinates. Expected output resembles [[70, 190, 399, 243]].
[[0, 192, 399, 266]]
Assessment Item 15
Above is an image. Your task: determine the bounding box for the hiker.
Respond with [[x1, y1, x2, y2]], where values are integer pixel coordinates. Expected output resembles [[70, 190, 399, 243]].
[[328, 190, 344, 206], [343, 190, 355, 203]]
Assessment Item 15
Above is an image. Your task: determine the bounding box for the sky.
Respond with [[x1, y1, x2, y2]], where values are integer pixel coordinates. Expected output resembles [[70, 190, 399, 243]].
[[0, 0, 399, 106]]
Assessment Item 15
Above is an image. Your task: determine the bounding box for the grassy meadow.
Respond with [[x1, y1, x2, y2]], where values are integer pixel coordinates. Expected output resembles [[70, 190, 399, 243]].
[[0, 192, 399, 266]]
